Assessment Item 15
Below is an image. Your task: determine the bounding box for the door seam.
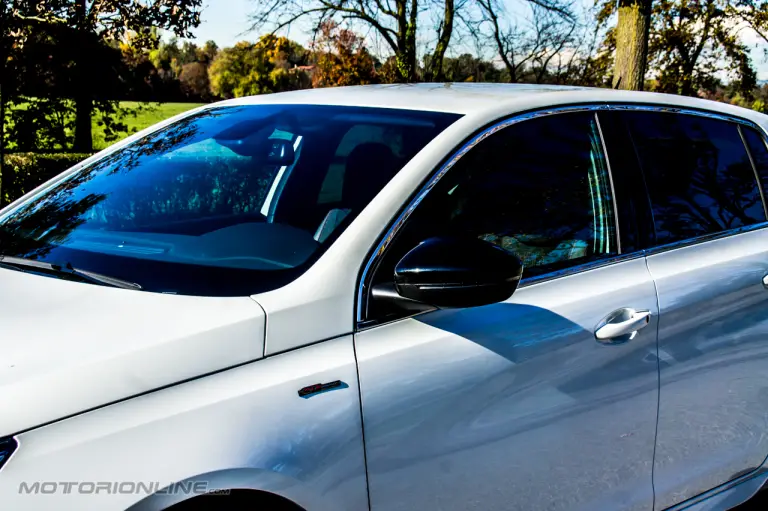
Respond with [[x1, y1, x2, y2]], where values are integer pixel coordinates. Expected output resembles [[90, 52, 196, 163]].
[[645, 253, 662, 511], [352, 334, 373, 511]]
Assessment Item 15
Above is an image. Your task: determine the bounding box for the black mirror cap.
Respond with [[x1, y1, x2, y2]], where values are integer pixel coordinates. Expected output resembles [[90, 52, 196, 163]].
[[394, 236, 523, 308]]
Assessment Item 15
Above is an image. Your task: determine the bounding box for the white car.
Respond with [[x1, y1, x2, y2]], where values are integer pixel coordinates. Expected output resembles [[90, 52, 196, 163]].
[[2, 84, 768, 511]]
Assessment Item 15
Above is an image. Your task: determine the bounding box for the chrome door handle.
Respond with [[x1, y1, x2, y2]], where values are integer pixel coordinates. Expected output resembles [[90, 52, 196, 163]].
[[595, 308, 651, 342], [762, 274, 768, 288]]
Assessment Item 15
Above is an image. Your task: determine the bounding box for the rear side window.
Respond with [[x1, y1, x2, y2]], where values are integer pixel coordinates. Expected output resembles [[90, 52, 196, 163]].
[[625, 112, 765, 246], [742, 127, 768, 202]]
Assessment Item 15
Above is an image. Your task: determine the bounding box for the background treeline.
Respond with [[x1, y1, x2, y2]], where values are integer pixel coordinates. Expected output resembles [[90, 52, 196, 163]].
[[5, 0, 768, 204]]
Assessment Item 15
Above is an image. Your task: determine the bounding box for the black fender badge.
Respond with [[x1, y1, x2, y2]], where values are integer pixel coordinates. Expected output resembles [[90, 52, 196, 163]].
[[298, 380, 345, 398]]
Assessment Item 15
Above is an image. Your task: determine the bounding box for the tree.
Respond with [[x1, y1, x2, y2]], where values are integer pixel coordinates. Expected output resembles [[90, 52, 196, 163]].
[[197, 40, 219, 65], [311, 21, 378, 87], [612, 0, 652, 90], [439, 54, 503, 82], [598, 0, 764, 96], [249, 0, 479, 82], [478, 0, 577, 84], [1, 0, 69, 200], [18, 0, 203, 152], [423, 0, 454, 81], [149, 36, 184, 78], [650, 0, 756, 96], [179, 62, 211, 100], [208, 36, 310, 98], [250, 0, 412, 82]]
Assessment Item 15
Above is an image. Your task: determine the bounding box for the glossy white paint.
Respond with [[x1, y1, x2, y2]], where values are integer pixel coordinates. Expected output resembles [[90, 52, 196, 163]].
[[0, 336, 366, 511], [0, 267, 265, 437]]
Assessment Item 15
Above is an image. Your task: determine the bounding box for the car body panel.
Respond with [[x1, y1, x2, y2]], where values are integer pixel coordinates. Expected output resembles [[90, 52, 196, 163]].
[[355, 257, 660, 511], [0, 267, 265, 437], [647, 227, 768, 509], [0, 336, 366, 511]]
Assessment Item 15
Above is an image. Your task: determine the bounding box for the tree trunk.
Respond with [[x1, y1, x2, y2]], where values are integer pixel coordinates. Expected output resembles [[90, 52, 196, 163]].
[[394, 0, 418, 82], [612, 0, 651, 91], [679, 68, 695, 96], [74, 95, 93, 152], [425, 0, 454, 81], [73, 0, 93, 153]]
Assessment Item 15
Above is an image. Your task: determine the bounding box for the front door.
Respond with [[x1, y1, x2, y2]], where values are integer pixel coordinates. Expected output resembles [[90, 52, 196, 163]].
[[355, 111, 660, 511]]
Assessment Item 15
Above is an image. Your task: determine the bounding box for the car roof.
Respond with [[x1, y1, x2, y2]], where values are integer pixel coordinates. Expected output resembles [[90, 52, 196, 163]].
[[214, 83, 765, 125], [222, 83, 591, 114]]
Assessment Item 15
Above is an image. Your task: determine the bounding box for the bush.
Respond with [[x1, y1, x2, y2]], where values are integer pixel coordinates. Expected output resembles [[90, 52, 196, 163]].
[[1, 153, 92, 206]]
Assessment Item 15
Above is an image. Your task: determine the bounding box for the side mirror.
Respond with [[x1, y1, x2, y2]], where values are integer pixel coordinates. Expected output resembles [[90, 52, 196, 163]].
[[391, 236, 523, 309]]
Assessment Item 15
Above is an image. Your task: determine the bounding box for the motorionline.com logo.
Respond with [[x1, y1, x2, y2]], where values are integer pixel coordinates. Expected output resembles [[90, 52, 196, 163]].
[[19, 481, 232, 496]]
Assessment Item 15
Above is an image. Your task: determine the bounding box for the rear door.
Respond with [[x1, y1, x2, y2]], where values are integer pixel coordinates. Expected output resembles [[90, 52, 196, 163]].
[[618, 109, 768, 509]]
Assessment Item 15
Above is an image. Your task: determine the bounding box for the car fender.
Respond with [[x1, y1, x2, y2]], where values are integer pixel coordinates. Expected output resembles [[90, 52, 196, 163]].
[[0, 336, 366, 511]]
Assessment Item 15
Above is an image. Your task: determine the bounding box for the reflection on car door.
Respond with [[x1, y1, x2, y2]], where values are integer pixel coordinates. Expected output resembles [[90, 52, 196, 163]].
[[355, 111, 660, 511], [620, 111, 768, 509]]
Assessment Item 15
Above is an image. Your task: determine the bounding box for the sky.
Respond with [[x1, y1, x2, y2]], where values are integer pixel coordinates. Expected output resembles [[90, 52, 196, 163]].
[[192, 0, 254, 47], [193, 0, 768, 81]]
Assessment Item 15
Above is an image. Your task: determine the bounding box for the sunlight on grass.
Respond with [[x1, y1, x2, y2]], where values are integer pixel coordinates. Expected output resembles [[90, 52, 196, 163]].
[[92, 102, 205, 150], [8, 101, 206, 152]]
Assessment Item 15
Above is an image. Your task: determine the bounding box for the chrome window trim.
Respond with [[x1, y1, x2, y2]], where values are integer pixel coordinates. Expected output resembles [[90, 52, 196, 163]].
[[355, 102, 768, 325], [607, 103, 760, 127], [643, 221, 768, 257], [517, 251, 645, 288], [593, 112, 622, 254]]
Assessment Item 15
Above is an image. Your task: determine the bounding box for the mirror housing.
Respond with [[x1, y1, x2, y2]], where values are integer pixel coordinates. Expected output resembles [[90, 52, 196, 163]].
[[214, 122, 296, 165], [392, 236, 523, 308], [265, 139, 295, 165]]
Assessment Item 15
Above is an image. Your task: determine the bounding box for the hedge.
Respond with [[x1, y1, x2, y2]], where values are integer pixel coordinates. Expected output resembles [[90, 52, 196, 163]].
[[1, 153, 92, 206]]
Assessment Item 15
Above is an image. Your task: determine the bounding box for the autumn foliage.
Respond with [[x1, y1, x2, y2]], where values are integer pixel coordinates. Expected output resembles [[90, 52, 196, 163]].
[[311, 21, 378, 88]]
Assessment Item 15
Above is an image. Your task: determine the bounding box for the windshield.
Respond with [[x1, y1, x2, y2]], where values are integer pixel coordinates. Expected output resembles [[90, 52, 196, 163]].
[[0, 104, 460, 296]]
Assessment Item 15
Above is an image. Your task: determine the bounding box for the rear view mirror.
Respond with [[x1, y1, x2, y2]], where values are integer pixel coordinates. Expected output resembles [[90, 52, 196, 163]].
[[214, 117, 296, 165], [266, 140, 295, 166], [387, 236, 523, 309], [215, 135, 296, 164]]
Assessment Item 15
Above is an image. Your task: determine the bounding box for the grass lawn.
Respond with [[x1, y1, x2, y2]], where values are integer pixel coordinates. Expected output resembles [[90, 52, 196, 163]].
[[92, 101, 205, 151], [7, 100, 206, 152]]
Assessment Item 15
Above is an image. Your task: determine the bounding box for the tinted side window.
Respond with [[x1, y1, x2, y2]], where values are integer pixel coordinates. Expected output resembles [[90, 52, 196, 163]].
[[742, 126, 768, 208], [383, 112, 618, 280], [624, 112, 765, 246]]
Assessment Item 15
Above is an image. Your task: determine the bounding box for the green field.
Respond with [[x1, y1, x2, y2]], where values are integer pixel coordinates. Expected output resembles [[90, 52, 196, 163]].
[[8, 100, 206, 152], [92, 101, 205, 150]]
